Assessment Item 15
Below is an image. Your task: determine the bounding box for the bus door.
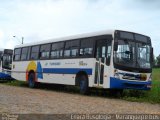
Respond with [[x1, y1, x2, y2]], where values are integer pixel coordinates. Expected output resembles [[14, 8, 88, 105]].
[[94, 39, 111, 87]]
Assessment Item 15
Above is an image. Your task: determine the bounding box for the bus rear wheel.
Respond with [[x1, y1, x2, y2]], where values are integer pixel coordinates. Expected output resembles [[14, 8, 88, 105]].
[[79, 75, 89, 95], [28, 73, 36, 88]]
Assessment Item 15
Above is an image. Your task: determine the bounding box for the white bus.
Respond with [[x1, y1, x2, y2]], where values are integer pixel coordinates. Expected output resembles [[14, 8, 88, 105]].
[[0, 49, 13, 80], [11, 30, 153, 94]]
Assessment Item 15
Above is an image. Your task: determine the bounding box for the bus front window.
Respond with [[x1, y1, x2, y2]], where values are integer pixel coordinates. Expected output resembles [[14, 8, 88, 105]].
[[137, 43, 151, 68], [114, 39, 151, 70], [114, 39, 136, 68]]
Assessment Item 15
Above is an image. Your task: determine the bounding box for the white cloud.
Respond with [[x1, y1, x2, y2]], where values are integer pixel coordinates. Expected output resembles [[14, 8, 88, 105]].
[[0, 30, 3, 39], [0, 0, 159, 56]]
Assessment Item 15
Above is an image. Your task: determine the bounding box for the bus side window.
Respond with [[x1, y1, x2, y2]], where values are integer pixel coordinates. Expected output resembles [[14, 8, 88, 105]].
[[27, 47, 31, 60], [14, 48, 21, 61], [64, 40, 79, 57], [40, 44, 51, 59], [21, 47, 28, 61], [80, 38, 94, 56], [30, 46, 40, 60], [64, 49, 70, 57], [51, 42, 64, 59]]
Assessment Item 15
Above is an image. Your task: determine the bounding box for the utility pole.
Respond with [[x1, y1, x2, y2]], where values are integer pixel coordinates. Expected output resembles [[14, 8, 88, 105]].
[[13, 36, 24, 44], [22, 37, 24, 44]]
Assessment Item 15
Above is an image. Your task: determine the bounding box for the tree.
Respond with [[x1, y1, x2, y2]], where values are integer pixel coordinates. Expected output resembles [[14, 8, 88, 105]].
[[156, 55, 160, 67], [153, 54, 157, 67]]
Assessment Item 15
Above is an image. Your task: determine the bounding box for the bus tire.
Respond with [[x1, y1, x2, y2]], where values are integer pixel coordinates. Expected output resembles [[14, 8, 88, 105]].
[[79, 75, 89, 95], [28, 73, 36, 88]]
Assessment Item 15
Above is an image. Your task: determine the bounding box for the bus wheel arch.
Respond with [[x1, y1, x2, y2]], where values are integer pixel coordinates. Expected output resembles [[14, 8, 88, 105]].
[[75, 71, 88, 85], [28, 70, 36, 88], [75, 71, 89, 94]]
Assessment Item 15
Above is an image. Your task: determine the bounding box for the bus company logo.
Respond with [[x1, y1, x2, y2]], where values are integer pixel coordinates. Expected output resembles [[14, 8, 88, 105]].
[[49, 62, 61, 66], [45, 63, 48, 66], [79, 61, 87, 66]]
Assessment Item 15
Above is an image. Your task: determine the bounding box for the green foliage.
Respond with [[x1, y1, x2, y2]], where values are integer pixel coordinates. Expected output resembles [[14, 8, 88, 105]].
[[152, 68, 160, 81], [145, 80, 160, 103], [155, 55, 160, 67], [122, 68, 160, 103]]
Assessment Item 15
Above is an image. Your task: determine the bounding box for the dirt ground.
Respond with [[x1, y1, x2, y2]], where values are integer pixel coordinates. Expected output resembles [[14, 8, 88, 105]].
[[0, 84, 160, 114]]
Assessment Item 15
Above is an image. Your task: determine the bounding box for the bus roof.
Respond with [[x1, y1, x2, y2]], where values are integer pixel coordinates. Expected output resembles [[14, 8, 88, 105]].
[[14, 29, 150, 48], [15, 29, 115, 48]]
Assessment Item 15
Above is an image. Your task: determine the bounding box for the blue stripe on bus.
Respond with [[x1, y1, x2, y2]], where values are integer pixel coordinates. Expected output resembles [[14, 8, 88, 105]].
[[0, 72, 11, 79], [110, 77, 151, 90], [43, 68, 92, 75]]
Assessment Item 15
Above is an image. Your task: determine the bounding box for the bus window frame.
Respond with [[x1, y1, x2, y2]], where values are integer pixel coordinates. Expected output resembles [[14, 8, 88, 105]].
[[39, 43, 51, 60], [51, 41, 65, 59], [113, 30, 152, 73], [30, 45, 40, 60], [20, 47, 29, 61], [13, 35, 113, 61], [64, 39, 80, 58], [13, 48, 22, 61]]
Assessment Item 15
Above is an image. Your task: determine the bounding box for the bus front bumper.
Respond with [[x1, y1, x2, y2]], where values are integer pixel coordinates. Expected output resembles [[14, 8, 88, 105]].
[[0, 73, 14, 81], [110, 77, 152, 90]]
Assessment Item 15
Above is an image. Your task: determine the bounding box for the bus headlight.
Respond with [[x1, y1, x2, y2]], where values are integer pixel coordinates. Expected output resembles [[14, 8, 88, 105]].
[[114, 69, 120, 79], [114, 73, 120, 79], [140, 73, 147, 81]]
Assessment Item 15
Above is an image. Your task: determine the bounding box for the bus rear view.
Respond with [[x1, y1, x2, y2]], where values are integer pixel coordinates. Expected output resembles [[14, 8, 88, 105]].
[[112, 30, 153, 90]]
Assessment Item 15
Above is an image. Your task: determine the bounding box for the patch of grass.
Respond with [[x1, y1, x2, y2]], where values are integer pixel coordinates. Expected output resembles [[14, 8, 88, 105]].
[[143, 80, 160, 103], [152, 68, 160, 81], [122, 68, 160, 103]]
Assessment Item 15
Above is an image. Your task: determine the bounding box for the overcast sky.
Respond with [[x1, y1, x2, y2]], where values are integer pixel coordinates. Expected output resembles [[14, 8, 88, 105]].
[[0, 0, 160, 56]]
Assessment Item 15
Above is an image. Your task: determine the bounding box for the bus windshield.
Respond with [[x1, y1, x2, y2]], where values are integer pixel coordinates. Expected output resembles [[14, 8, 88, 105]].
[[114, 39, 151, 69], [1, 49, 13, 70], [2, 54, 12, 69]]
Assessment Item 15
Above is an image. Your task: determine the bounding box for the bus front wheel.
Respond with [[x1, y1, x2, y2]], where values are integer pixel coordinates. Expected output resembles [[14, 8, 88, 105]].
[[28, 73, 36, 88], [79, 75, 89, 95]]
